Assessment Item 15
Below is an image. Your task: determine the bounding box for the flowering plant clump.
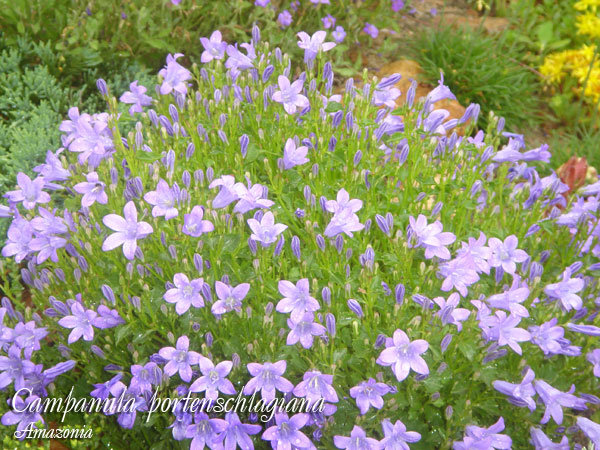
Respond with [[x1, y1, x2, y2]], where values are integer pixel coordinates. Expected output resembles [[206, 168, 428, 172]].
[[1, 24, 600, 449], [540, 0, 600, 109]]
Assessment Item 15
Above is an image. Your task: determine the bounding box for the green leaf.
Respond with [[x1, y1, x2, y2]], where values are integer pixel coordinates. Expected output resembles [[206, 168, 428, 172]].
[[535, 21, 554, 47], [324, 101, 343, 113]]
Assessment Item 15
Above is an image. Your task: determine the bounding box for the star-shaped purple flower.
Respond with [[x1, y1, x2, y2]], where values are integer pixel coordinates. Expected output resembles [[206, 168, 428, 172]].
[[297, 30, 336, 63], [189, 357, 236, 400], [102, 201, 153, 260], [158, 53, 191, 96], [488, 235, 528, 275], [262, 413, 313, 449], [144, 178, 179, 220], [57, 302, 97, 344], [286, 312, 326, 349], [380, 418, 422, 449], [73, 171, 108, 207], [350, 378, 390, 415], [283, 138, 309, 169], [183, 206, 214, 237], [277, 278, 320, 322], [158, 335, 201, 382], [211, 281, 250, 315], [4, 173, 50, 210], [243, 360, 294, 402], [163, 274, 205, 315], [376, 329, 429, 382], [200, 30, 227, 63], [119, 81, 152, 115], [247, 211, 287, 247], [334, 425, 380, 449], [272, 75, 310, 115]]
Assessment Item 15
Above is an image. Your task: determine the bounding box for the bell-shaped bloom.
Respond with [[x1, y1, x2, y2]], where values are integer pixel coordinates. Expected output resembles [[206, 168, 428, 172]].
[[211, 281, 250, 315], [57, 302, 97, 344], [200, 30, 227, 63], [286, 312, 326, 349], [158, 53, 191, 96], [277, 278, 320, 322], [209, 175, 241, 209], [380, 418, 422, 449], [488, 235, 528, 275], [283, 138, 309, 169], [293, 370, 338, 404], [158, 336, 201, 383], [349, 378, 390, 415], [297, 30, 336, 63], [493, 368, 536, 411], [577, 417, 600, 448], [544, 268, 584, 311], [144, 179, 179, 220], [408, 214, 456, 260], [102, 201, 153, 260], [529, 427, 569, 449], [73, 171, 108, 207], [262, 413, 313, 449], [247, 211, 287, 246], [4, 173, 50, 210], [163, 274, 205, 315], [334, 425, 380, 449], [183, 206, 214, 237], [119, 81, 152, 115], [534, 379, 587, 425], [189, 358, 236, 400], [243, 360, 294, 402], [233, 183, 274, 214]]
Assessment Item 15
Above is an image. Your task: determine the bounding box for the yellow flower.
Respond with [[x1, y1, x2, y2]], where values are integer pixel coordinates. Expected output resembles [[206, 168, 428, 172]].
[[574, 0, 600, 11], [576, 13, 600, 38]]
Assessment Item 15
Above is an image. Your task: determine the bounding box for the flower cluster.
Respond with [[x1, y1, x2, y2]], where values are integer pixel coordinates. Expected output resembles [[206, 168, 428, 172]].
[[1, 24, 600, 450]]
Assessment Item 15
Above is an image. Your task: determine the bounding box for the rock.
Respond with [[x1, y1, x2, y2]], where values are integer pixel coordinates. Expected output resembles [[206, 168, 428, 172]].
[[433, 11, 510, 34]]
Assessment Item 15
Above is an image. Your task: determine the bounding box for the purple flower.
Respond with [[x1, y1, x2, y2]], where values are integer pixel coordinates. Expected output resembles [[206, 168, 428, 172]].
[[455, 232, 491, 274], [234, 183, 274, 214], [1, 217, 33, 263], [189, 357, 236, 400], [587, 349, 600, 376], [380, 418, 421, 449], [158, 53, 191, 96], [427, 72, 456, 104], [455, 417, 512, 450], [488, 235, 528, 275], [297, 30, 336, 63], [221, 412, 262, 450], [363, 23, 379, 39], [225, 43, 255, 79], [185, 412, 227, 449], [255, 0, 269, 6], [529, 427, 569, 449], [283, 138, 309, 169], [439, 259, 480, 297], [322, 14, 336, 29], [183, 206, 214, 237], [73, 171, 108, 207], [325, 208, 365, 238], [408, 214, 456, 260], [106, 381, 148, 428], [13, 321, 47, 358], [577, 417, 600, 447], [33, 150, 70, 183], [544, 268, 584, 311], [486, 284, 530, 318], [163, 273, 205, 315], [480, 311, 531, 355], [277, 278, 320, 322], [432, 293, 470, 331], [158, 335, 201, 382], [278, 10, 293, 28], [1, 395, 44, 439], [376, 329, 429, 382], [243, 360, 294, 402], [334, 425, 380, 449], [287, 312, 326, 349], [350, 378, 390, 415], [90, 373, 122, 400], [293, 370, 338, 404], [119, 81, 152, 115], [130, 362, 162, 395], [529, 318, 564, 355], [144, 178, 178, 220], [534, 379, 587, 425], [247, 211, 288, 246], [209, 175, 241, 209], [326, 188, 363, 214], [0, 345, 35, 390], [373, 85, 401, 109], [212, 281, 250, 315], [200, 30, 227, 63], [493, 368, 536, 411], [272, 75, 310, 115], [332, 26, 346, 43], [57, 302, 97, 344], [262, 413, 313, 449], [102, 201, 153, 260], [4, 173, 50, 210], [391, 0, 405, 11]]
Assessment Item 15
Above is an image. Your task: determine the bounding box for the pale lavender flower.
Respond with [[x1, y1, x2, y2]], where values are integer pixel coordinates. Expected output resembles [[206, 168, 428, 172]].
[[286, 312, 326, 348], [334, 425, 380, 449], [185, 412, 227, 449], [376, 329, 429, 382], [13, 321, 47, 359], [349, 378, 390, 415], [2, 217, 34, 263], [297, 30, 336, 63], [262, 413, 313, 449], [200, 30, 227, 63], [119, 81, 152, 115], [163, 273, 205, 315], [455, 232, 491, 274], [293, 370, 338, 404], [529, 427, 569, 449], [544, 268, 584, 311], [488, 235, 528, 275], [427, 72, 457, 104], [534, 379, 587, 424], [433, 293, 470, 331], [144, 179, 178, 220], [0, 345, 34, 390], [225, 43, 255, 79], [456, 417, 512, 450], [158, 335, 201, 382], [363, 23, 379, 38], [408, 214, 456, 260], [272, 75, 310, 114], [493, 368, 536, 411], [283, 138, 310, 169], [247, 211, 287, 246], [189, 357, 236, 400], [209, 175, 241, 209], [277, 278, 320, 322], [566, 322, 600, 336], [486, 284, 530, 318], [373, 85, 401, 108], [577, 417, 600, 447], [221, 412, 262, 450], [234, 183, 274, 213], [243, 360, 294, 402], [1, 395, 44, 439], [480, 311, 530, 355], [212, 281, 250, 315], [332, 26, 346, 43], [158, 53, 191, 96], [380, 418, 421, 449], [255, 0, 270, 6], [529, 318, 564, 355], [182, 206, 214, 237], [278, 10, 293, 28], [73, 171, 108, 207], [130, 362, 162, 395], [57, 302, 97, 344], [102, 201, 153, 260], [438, 259, 480, 297], [587, 349, 600, 376], [33, 150, 70, 182], [325, 208, 365, 238], [4, 173, 50, 210], [322, 15, 336, 29], [326, 188, 363, 214]]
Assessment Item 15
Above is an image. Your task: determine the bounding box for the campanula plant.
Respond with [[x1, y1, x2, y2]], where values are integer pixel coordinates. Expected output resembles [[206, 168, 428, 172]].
[[0, 24, 600, 449]]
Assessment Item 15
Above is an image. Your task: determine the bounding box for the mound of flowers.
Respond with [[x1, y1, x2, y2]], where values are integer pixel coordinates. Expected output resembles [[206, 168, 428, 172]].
[[1, 26, 600, 449]]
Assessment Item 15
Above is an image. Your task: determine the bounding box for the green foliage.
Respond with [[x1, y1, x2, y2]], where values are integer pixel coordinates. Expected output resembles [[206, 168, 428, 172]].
[[409, 25, 540, 131]]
